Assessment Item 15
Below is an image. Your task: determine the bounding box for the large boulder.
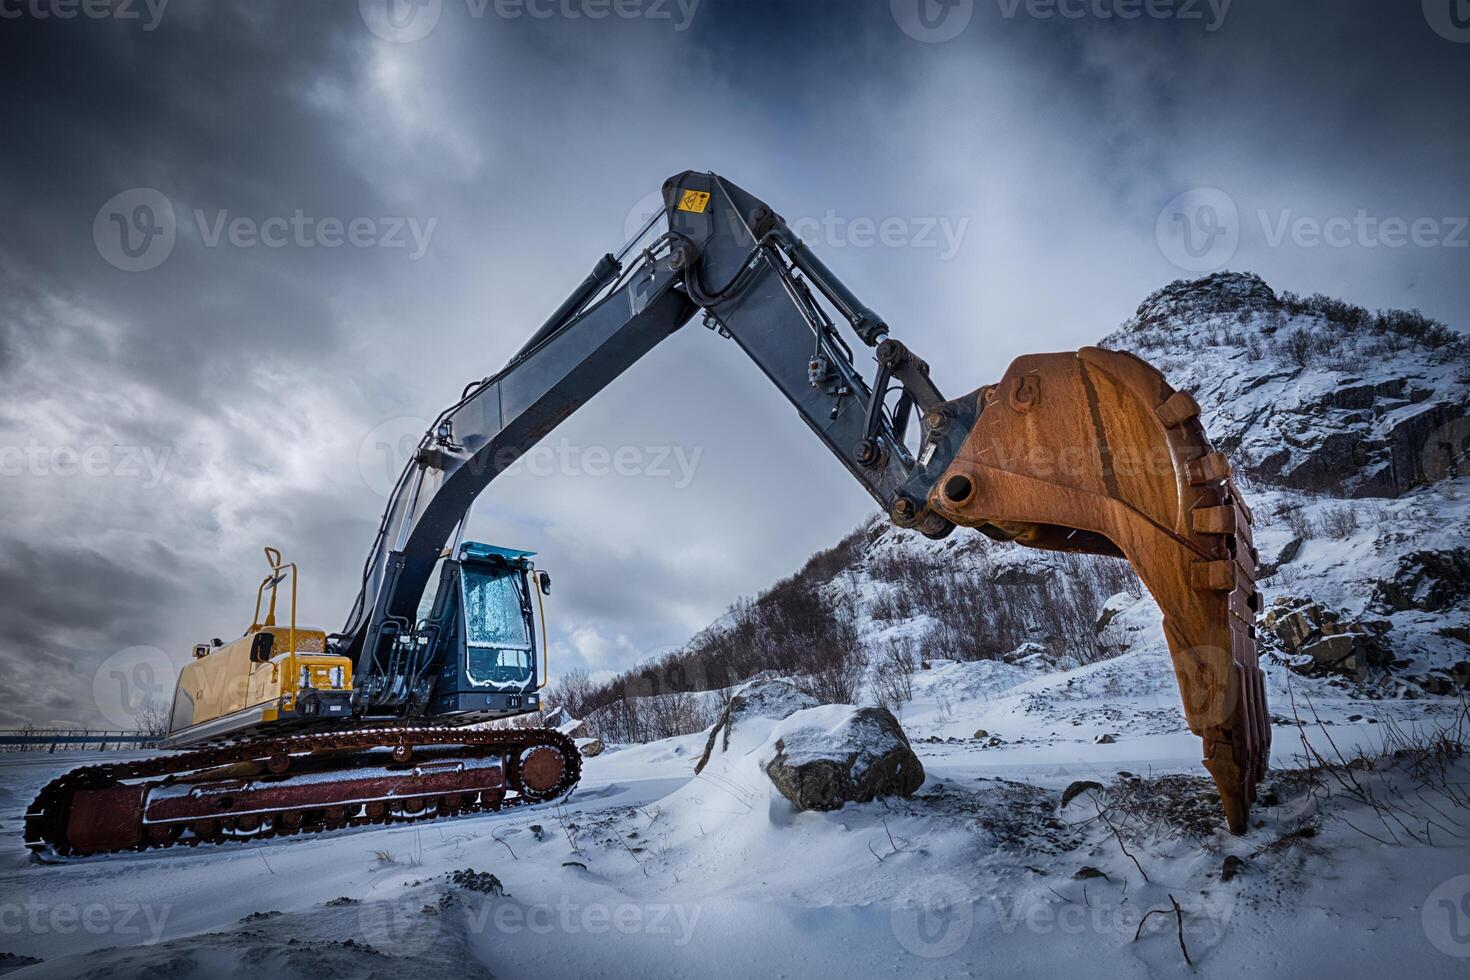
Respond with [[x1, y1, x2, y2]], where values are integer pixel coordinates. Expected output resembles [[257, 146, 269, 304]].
[[762, 705, 924, 812], [1261, 597, 1392, 680], [694, 678, 818, 774]]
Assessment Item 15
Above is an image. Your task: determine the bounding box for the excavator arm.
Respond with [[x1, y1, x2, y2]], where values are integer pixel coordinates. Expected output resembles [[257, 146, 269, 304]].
[[339, 171, 1268, 833]]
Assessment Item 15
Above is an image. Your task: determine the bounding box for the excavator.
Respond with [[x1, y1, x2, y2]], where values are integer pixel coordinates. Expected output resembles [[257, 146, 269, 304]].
[[26, 172, 1267, 857]]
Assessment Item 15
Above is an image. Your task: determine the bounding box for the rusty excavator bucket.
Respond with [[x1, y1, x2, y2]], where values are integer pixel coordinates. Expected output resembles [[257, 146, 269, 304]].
[[929, 346, 1268, 833]]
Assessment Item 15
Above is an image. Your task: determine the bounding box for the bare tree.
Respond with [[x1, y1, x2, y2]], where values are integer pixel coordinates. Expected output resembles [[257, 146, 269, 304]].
[[137, 696, 171, 737]]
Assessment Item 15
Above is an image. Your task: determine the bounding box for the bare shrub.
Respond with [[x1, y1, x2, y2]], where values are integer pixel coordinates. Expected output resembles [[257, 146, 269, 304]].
[[1281, 504, 1316, 541], [1319, 505, 1360, 540], [871, 641, 918, 713], [544, 667, 595, 720], [137, 696, 171, 737]]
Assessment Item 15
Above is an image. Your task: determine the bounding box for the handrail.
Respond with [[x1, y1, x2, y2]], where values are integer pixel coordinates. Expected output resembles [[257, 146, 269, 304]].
[[532, 569, 548, 691], [250, 546, 298, 666]]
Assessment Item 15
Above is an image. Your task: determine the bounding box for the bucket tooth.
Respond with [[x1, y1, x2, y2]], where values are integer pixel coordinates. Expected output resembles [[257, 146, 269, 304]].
[[1156, 391, 1201, 428], [1187, 452, 1232, 485], [1191, 504, 1237, 535]]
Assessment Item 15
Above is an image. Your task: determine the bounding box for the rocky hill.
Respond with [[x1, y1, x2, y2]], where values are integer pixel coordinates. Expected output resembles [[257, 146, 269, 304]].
[[561, 273, 1470, 741]]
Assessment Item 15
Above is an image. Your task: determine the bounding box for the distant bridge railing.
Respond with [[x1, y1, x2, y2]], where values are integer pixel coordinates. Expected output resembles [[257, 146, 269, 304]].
[[0, 730, 163, 752]]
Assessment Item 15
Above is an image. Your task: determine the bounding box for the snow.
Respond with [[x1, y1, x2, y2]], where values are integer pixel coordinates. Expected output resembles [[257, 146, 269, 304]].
[[4, 655, 1468, 978]]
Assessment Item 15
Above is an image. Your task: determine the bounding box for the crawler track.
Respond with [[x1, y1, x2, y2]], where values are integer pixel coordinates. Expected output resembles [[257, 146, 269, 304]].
[[24, 726, 581, 858]]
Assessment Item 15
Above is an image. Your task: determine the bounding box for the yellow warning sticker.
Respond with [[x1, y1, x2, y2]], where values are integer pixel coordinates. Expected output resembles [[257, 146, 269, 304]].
[[677, 189, 711, 213]]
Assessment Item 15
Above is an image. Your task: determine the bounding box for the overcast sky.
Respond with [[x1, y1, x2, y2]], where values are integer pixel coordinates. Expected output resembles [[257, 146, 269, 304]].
[[1, 0, 1466, 728]]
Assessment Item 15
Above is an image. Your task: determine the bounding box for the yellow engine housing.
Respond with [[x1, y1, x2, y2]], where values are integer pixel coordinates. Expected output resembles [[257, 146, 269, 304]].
[[162, 549, 354, 747]]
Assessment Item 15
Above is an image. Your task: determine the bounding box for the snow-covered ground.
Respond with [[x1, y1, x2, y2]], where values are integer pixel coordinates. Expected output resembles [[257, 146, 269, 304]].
[[3, 652, 1467, 978]]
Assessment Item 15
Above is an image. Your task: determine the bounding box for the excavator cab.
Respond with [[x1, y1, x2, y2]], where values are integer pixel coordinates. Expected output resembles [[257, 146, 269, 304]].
[[419, 542, 548, 719]]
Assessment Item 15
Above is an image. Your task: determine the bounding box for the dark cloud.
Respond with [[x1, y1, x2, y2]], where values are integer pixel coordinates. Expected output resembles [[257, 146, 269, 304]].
[[0, 0, 1465, 726]]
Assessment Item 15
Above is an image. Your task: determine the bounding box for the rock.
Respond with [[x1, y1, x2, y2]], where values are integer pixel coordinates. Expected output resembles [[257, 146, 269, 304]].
[[973, 729, 988, 739], [1453, 662, 1470, 689], [763, 706, 924, 812], [1009, 642, 1053, 669], [1094, 592, 1138, 633], [1094, 733, 1117, 744], [576, 738, 604, 758], [1371, 549, 1470, 613], [1060, 780, 1104, 808], [1221, 855, 1247, 882], [1417, 673, 1458, 696], [1263, 598, 1394, 680], [695, 678, 819, 774], [1302, 634, 1357, 667], [1263, 599, 1318, 652]]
